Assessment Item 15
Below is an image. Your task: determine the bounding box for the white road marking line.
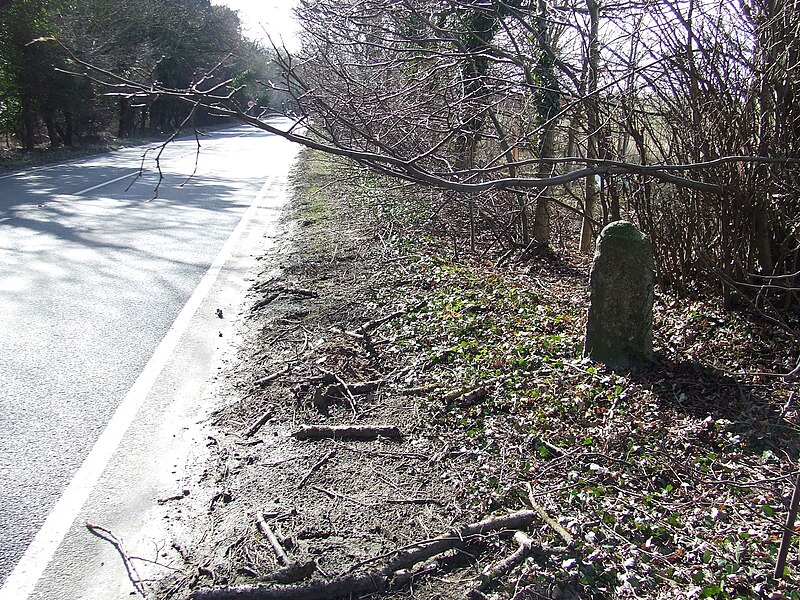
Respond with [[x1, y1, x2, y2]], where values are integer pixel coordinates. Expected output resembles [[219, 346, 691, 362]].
[[0, 174, 276, 600], [73, 171, 141, 196]]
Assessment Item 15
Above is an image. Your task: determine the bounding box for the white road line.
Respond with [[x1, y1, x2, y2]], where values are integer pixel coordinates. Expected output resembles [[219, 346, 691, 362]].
[[0, 174, 276, 600], [73, 171, 141, 196]]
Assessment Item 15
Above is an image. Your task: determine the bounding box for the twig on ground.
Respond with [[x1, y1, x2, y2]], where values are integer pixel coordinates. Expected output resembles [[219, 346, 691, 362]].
[[297, 450, 336, 488], [346, 380, 384, 394], [318, 368, 358, 417], [256, 365, 292, 388], [356, 299, 426, 335], [383, 497, 443, 506], [245, 405, 275, 438], [311, 484, 372, 507], [86, 522, 148, 598], [526, 483, 574, 546]]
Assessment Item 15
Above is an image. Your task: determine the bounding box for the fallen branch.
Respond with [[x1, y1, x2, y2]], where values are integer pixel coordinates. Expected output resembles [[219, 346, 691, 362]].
[[86, 523, 147, 598], [526, 483, 574, 546], [255, 365, 292, 388], [292, 424, 402, 441], [466, 531, 534, 598], [256, 514, 317, 584], [265, 561, 317, 585], [283, 286, 317, 298], [193, 509, 543, 600], [401, 383, 439, 396], [356, 299, 426, 335], [311, 373, 383, 395], [157, 489, 190, 505], [257, 514, 290, 565], [252, 293, 280, 311], [297, 450, 336, 488], [194, 573, 386, 600], [442, 375, 510, 403], [245, 406, 274, 438], [381, 509, 540, 574]]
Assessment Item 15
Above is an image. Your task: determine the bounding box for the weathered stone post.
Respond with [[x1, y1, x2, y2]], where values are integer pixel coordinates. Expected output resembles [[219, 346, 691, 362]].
[[584, 220, 654, 369]]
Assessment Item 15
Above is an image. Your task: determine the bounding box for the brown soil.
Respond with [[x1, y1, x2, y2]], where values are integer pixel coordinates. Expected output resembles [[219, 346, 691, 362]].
[[154, 150, 800, 600]]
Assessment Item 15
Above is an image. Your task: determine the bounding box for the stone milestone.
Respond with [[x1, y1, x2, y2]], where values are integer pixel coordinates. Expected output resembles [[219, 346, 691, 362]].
[[584, 220, 654, 369]]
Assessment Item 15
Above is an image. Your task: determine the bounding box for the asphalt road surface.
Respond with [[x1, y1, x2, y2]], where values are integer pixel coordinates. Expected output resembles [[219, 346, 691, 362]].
[[0, 122, 298, 596]]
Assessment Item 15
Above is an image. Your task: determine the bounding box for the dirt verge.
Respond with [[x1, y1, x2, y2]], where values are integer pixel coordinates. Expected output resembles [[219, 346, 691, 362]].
[[154, 150, 800, 600]]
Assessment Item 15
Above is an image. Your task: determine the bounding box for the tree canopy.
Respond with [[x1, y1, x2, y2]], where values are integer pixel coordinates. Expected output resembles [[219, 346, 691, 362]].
[[0, 0, 286, 149]]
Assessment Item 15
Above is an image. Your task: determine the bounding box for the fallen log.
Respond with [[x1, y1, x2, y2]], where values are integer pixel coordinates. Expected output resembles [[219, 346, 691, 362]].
[[292, 425, 402, 441]]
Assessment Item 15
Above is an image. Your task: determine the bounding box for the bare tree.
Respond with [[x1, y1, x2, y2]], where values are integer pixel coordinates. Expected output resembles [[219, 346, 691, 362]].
[[71, 0, 799, 314]]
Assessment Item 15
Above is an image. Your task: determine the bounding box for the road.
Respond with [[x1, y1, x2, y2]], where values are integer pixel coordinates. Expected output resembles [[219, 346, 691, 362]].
[[0, 122, 298, 597]]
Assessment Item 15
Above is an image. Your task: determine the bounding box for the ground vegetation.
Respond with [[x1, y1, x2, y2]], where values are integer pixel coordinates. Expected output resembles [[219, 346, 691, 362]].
[[144, 151, 800, 600]]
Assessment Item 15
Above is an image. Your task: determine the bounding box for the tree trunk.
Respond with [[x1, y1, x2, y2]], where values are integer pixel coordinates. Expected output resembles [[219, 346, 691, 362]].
[[755, 204, 774, 274], [21, 92, 35, 151], [43, 115, 59, 149], [579, 0, 601, 253], [62, 109, 74, 146], [118, 97, 135, 138], [534, 123, 556, 244], [532, 0, 560, 246]]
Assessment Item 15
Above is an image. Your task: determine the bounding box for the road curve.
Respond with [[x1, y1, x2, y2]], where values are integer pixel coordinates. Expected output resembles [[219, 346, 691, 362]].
[[0, 122, 298, 592]]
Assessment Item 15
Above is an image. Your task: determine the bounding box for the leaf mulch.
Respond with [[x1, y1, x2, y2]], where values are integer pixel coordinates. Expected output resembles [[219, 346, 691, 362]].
[[157, 151, 800, 600]]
